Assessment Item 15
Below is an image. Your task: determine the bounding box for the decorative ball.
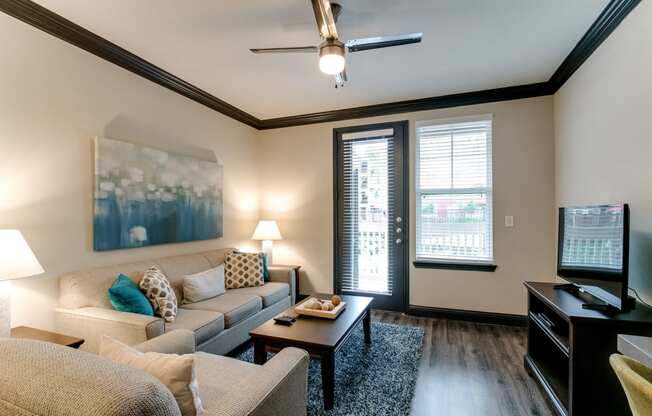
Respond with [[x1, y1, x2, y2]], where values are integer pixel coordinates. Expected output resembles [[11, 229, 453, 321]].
[[331, 295, 342, 306]]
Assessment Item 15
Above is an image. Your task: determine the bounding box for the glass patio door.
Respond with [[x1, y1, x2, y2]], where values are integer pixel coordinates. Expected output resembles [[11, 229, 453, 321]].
[[333, 121, 409, 311]]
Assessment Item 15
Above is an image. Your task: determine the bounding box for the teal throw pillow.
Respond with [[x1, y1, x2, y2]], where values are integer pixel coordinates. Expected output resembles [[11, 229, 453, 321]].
[[108, 274, 154, 316], [263, 253, 271, 282]]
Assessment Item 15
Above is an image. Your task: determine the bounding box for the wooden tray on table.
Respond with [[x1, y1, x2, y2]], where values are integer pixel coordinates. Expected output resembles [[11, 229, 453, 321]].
[[294, 297, 346, 319]]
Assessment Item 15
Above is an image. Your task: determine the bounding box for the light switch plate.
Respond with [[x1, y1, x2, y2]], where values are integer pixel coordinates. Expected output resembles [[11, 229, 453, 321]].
[[505, 216, 514, 227]]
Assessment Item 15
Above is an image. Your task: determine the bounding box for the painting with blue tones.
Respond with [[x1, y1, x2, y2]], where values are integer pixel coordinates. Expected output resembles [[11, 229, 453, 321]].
[[94, 137, 223, 251]]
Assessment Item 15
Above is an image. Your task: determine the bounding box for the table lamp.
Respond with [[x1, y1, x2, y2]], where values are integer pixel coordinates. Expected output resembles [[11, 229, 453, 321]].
[[252, 220, 282, 265], [0, 230, 44, 337]]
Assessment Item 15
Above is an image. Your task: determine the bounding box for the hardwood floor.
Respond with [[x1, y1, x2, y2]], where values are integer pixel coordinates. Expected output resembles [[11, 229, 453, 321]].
[[372, 310, 553, 416]]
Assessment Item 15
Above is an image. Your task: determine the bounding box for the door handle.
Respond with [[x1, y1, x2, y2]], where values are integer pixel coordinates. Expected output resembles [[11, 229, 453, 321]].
[[396, 227, 402, 234], [396, 238, 402, 245]]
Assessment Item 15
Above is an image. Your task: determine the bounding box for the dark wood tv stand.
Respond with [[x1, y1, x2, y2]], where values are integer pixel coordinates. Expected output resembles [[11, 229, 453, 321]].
[[524, 281, 652, 416]]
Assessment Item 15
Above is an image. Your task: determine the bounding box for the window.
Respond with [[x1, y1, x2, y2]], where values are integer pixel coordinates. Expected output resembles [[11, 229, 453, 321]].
[[415, 115, 493, 265]]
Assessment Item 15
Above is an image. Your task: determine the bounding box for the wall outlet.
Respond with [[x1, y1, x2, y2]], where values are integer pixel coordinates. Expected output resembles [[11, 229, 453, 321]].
[[505, 216, 514, 227]]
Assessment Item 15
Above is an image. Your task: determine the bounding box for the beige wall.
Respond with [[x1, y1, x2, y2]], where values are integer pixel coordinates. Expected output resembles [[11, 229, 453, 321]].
[[0, 15, 260, 330], [259, 96, 556, 315], [2, 4, 582, 328], [554, 1, 652, 303]]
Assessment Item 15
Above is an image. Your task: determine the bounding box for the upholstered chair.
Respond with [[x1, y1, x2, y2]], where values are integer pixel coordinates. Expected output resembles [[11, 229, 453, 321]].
[[610, 354, 652, 416]]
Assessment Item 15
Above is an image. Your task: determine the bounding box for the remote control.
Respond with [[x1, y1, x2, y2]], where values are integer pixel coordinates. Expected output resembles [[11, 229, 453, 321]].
[[273, 315, 296, 326]]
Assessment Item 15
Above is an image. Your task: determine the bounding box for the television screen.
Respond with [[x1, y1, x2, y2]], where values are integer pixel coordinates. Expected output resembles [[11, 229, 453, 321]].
[[557, 203, 629, 310]]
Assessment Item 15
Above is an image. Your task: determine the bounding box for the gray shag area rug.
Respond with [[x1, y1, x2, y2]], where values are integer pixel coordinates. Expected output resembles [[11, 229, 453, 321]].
[[237, 321, 424, 415]]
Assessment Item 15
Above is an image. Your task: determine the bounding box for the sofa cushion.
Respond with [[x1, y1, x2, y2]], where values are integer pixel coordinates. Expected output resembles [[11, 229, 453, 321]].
[[231, 283, 289, 308], [166, 309, 225, 345], [155, 254, 213, 301], [200, 248, 236, 268], [58, 249, 237, 311], [59, 260, 158, 309], [181, 292, 262, 328]]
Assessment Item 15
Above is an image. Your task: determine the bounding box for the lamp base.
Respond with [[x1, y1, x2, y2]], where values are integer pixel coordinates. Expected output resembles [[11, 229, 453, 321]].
[[0, 280, 11, 338], [262, 240, 274, 265]]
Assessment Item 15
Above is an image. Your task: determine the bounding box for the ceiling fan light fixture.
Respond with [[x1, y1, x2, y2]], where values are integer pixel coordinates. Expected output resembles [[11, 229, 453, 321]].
[[319, 42, 345, 75], [250, 1, 423, 86]]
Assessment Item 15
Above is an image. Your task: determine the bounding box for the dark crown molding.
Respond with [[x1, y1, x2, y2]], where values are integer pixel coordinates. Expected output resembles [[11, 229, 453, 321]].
[[547, 0, 640, 93], [262, 0, 640, 128], [0, 0, 640, 130], [260, 82, 553, 129]]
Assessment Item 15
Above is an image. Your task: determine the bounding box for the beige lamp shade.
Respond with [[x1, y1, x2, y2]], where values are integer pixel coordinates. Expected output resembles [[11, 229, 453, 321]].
[[0, 230, 44, 281], [252, 221, 282, 241]]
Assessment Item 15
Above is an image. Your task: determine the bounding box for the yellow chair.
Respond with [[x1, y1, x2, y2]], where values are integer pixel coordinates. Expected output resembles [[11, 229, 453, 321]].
[[610, 354, 652, 416]]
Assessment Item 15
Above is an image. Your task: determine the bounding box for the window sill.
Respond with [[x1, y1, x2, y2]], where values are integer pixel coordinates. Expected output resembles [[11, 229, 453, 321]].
[[413, 261, 497, 272]]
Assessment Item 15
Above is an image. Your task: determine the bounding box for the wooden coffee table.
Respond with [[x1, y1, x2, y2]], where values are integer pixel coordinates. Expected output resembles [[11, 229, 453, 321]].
[[250, 294, 373, 410]]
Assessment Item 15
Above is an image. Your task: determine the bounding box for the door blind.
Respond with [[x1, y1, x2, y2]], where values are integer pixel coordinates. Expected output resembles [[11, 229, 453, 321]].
[[339, 130, 396, 295]]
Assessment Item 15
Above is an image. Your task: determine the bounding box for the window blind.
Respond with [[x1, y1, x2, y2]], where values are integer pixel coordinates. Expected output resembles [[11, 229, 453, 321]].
[[339, 130, 396, 294], [415, 116, 493, 263]]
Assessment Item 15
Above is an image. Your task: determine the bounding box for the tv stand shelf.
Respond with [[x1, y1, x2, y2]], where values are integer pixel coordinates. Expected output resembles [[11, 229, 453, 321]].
[[524, 282, 652, 416], [529, 311, 569, 356]]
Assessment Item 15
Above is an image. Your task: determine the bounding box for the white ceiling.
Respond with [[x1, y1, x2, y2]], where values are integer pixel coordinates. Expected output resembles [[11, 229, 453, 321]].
[[36, 0, 608, 119]]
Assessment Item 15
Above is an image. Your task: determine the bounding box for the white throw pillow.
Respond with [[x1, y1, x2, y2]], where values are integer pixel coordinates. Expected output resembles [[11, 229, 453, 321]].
[[99, 335, 204, 416], [182, 264, 225, 304]]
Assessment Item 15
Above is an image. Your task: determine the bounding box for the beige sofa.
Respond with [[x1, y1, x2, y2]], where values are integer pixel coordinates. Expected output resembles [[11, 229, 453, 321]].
[[56, 248, 297, 353], [0, 329, 309, 416]]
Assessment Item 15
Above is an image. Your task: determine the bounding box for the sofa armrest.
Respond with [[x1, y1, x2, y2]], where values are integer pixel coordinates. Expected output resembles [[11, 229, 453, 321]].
[[268, 266, 298, 304], [253, 348, 309, 416], [135, 329, 196, 355], [56, 307, 165, 353], [208, 347, 309, 416]]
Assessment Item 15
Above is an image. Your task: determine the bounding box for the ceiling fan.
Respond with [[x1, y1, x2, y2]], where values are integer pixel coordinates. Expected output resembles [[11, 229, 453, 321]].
[[250, 0, 423, 88]]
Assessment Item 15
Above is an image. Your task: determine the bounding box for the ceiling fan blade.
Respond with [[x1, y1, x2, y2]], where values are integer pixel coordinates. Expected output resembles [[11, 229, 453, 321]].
[[311, 0, 339, 39], [250, 46, 318, 54], [346, 32, 423, 52], [334, 69, 347, 88]]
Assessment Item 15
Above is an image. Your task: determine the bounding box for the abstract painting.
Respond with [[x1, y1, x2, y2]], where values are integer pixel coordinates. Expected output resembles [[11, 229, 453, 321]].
[[93, 137, 223, 251]]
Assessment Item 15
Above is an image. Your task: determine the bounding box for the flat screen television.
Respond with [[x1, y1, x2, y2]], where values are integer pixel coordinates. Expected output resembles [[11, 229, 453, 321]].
[[557, 203, 631, 312]]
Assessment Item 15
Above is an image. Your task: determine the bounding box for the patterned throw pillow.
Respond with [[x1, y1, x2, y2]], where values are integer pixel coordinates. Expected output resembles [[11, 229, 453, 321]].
[[224, 252, 265, 289], [139, 267, 178, 322]]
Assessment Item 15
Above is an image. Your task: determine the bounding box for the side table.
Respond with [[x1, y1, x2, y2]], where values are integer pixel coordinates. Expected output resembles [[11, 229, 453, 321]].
[[11, 326, 84, 349]]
